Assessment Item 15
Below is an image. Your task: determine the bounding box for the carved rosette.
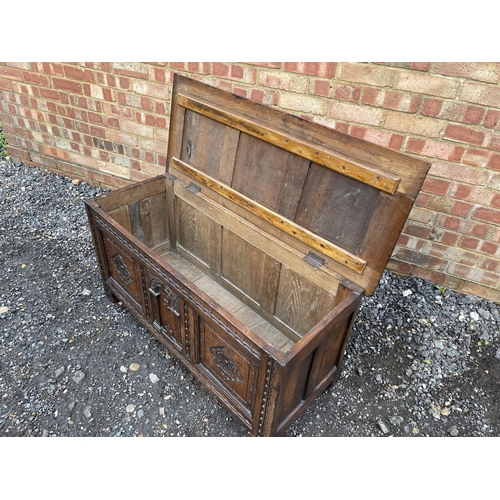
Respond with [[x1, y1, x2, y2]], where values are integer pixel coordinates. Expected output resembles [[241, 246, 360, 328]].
[[209, 346, 243, 382]]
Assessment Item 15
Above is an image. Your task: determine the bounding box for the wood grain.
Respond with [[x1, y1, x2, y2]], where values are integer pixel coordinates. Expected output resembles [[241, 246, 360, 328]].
[[176, 93, 401, 195], [171, 157, 366, 274]]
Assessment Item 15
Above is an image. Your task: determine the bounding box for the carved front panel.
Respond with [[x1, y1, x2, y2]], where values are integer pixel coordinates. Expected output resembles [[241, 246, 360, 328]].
[[103, 237, 142, 305], [199, 320, 259, 411], [145, 270, 184, 350]]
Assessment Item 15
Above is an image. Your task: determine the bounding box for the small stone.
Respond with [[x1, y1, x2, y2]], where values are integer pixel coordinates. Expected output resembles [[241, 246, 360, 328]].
[[377, 419, 390, 434], [448, 426, 459, 437], [470, 311, 480, 321], [402, 289, 413, 297], [0, 306, 9, 315], [137, 409, 144, 419], [126, 404, 135, 413], [72, 370, 85, 384], [129, 363, 140, 372], [72, 179, 80, 185], [149, 373, 160, 384], [82, 288, 91, 296], [68, 401, 76, 411], [389, 416, 404, 426], [159, 407, 165, 417], [440, 407, 451, 416], [412, 427, 420, 435], [119, 366, 127, 373], [55, 366, 65, 378], [83, 406, 92, 418], [495, 349, 500, 361]]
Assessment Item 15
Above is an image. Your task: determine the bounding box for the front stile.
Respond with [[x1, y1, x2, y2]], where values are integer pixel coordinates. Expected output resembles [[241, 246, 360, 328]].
[[84, 200, 117, 303]]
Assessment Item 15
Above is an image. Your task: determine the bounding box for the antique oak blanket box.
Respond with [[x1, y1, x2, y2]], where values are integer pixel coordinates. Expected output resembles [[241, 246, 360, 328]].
[[85, 74, 430, 436]]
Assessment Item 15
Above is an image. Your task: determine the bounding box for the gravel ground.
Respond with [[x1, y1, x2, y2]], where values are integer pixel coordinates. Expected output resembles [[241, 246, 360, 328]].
[[1, 160, 499, 438]]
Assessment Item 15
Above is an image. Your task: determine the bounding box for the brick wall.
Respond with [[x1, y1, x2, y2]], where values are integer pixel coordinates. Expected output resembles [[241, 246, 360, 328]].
[[1, 62, 499, 302]]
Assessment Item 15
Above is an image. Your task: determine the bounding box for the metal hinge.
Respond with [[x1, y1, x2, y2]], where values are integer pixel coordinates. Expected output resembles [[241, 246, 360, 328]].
[[187, 182, 201, 194], [303, 251, 325, 269]]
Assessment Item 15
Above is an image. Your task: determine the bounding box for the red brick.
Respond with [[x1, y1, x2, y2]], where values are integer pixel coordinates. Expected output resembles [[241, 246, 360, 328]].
[[52, 77, 83, 94], [404, 223, 431, 238], [333, 84, 361, 102], [491, 193, 500, 208], [64, 65, 95, 83], [488, 154, 500, 171], [388, 134, 405, 150], [470, 222, 491, 238], [478, 257, 500, 273], [88, 111, 103, 124], [0, 66, 23, 80], [335, 122, 349, 134], [153, 67, 166, 83], [458, 236, 480, 250], [231, 65, 244, 79], [169, 62, 186, 70], [463, 106, 485, 125], [22, 72, 50, 86], [473, 207, 500, 225], [421, 177, 451, 195], [361, 87, 380, 106], [393, 247, 447, 270], [484, 110, 500, 129], [213, 62, 229, 77], [452, 201, 474, 217], [387, 259, 413, 276], [397, 234, 410, 247], [444, 124, 485, 145], [463, 148, 491, 167], [412, 62, 432, 72], [441, 231, 459, 246], [481, 241, 499, 255], [313, 80, 330, 97]]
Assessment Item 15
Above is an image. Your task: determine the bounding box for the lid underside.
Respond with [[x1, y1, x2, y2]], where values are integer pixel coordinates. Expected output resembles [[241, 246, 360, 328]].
[[165, 74, 431, 295]]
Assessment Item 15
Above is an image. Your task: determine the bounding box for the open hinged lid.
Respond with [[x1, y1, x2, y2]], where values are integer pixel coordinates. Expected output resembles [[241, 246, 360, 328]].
[[166, 74, 431, 295]]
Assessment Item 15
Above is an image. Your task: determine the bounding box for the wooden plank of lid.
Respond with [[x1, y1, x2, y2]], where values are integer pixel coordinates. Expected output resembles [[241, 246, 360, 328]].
[[176, 93, 401, 196], [171, 156, 367, 274]]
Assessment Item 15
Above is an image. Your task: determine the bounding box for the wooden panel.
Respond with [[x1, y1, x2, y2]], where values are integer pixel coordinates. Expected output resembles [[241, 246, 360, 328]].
[[177, 198, 213, 268], [181, 109, 239, 185], [139, 193, 169, 249], [199, 320, 259, 412], [96, 175, 165, 213], [221, 228, 281, 314], [103, 237, 141, 304], [232, 133, 310, 219], [172, 179, 342, 296], [108, 205, 131, 233], [176, 93, 401, 195], [171, 157, 366, 274], [295, 163, 381, 255], [275, 266, 337, 335]]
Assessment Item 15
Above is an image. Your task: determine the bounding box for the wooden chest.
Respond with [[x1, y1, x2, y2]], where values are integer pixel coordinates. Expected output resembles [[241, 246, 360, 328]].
[[85, 74, 430, 436]]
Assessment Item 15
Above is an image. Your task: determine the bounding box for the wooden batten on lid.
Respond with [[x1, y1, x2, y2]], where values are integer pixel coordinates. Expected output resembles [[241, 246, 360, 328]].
[[166, 74, 430, 295]]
